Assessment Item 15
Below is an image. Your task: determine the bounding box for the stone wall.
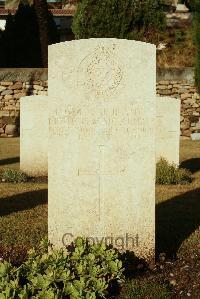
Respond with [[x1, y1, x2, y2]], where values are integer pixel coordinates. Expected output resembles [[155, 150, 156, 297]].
[[0, 80, 47, 137], [0, 68, 200, 138], [157, 80, 200, 137]]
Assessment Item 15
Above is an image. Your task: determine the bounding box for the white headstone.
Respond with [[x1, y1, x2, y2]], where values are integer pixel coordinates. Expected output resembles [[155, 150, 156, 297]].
[[20, 96, 48, 177], [176, 4, 189, 13], [48, 39, 156, 261], [191, 133, 200, 141], [156, 96, 180, 165]]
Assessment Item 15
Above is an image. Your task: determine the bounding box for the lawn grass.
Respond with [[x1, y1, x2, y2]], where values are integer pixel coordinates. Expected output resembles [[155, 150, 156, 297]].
[[118, 279, 172, 299], [0, 138, 20, 172], [156, 140, 200, 258], [0, 137, 200, 297], [0, 137, 48, 263]]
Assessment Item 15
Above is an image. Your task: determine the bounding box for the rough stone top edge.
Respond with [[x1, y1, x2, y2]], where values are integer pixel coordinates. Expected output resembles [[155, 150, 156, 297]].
[[157, 67, 194, 82], [0, 68, 48, 82], [49, 38, 156, 50]]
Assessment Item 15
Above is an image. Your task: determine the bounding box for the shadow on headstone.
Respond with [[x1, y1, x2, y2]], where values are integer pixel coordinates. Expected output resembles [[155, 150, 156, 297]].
[[0, 189, 47, 216], [156, 187, 200, 258]]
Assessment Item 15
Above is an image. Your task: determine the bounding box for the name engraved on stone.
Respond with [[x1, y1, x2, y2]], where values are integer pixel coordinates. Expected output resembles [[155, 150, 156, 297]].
[[49, 106, 152, 138]]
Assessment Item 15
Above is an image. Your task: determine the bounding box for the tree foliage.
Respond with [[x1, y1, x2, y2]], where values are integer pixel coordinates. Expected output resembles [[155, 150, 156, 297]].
[[72, 0, 166, 42], [34, 0, 49, 67], [0, 3, 59, 67], [191, 1, 200, 93]]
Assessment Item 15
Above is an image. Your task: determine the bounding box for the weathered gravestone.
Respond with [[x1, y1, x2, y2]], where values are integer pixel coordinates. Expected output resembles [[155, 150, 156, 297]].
[[48, 39, 156, 261], [20, 96, 48, 176], [156, 96, 180, 165]]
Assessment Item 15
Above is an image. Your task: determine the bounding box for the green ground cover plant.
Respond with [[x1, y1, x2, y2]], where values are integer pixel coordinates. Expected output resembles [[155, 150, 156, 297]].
[[1, 169, 28, 183], [0, 238, 124, 299]]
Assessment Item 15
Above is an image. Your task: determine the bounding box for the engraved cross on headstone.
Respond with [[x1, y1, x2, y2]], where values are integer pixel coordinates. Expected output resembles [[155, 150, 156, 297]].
[[78, 145, 116, 221]]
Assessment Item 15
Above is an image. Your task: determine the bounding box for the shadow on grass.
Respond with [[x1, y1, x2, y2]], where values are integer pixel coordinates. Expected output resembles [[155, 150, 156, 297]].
[[156, 187, 200, 258], [119, 251, 148, 278], [0, 157, 20, 166], [0, 189, 47, 217], [180, 158, 200, 174]]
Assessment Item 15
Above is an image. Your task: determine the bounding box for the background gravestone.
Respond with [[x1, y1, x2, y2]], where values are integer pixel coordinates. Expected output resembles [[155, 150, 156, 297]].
[[48, 39, 156, 261], [156, 96, 180, 165], [20, 95, 48, 177]]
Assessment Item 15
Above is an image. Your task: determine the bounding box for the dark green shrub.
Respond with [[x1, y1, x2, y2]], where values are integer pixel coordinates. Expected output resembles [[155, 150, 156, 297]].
[[0, 3, 59, 67], [156, 158, 192, 185], [191, 1, 200, 93], [174, 29, 186, 43], [72, 0, 166, 42], [1, 169, 28, 183], [0, 238, 124, 298]]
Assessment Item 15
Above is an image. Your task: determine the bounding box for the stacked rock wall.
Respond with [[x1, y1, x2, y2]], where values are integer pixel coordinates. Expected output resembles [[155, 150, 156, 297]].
[[0, 80, 47, 137], [157, 80, 200, 137]]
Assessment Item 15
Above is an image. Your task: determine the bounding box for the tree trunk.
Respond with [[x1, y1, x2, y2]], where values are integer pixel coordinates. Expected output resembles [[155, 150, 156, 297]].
[[34, 0, 49, 67]]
